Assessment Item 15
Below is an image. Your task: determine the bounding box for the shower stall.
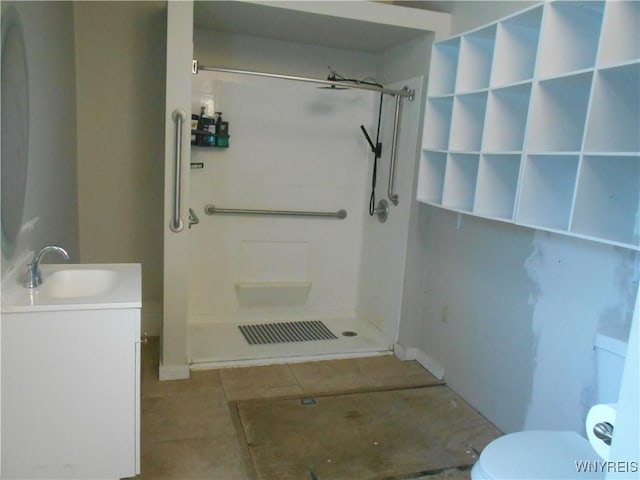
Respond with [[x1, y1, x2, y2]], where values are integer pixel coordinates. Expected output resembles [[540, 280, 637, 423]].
[[161, 1, 450, 378]]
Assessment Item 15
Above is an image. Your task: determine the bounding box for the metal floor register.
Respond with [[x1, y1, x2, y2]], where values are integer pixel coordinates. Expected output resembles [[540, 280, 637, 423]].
[[239, 320, 338, 345]]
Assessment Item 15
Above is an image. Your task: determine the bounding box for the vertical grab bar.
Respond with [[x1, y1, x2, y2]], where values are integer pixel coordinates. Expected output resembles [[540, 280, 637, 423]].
[[388, 88, 407, 206], [170, 109, 186, 232]]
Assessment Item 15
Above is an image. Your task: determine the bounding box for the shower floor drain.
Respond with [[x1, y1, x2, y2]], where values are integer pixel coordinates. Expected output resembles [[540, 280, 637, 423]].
[[238, 320, 338, 345]]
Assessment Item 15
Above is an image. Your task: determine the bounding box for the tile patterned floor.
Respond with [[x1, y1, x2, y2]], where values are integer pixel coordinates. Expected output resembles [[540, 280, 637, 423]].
[[131, 338, 493, 480]]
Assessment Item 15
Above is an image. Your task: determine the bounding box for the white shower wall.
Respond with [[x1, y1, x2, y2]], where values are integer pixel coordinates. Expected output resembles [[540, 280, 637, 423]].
[[356, 76, 424, 342], [188, 71, 376, 325]]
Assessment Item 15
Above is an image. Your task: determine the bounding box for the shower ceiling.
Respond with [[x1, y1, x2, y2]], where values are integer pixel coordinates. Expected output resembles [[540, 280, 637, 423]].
[[193, 1, 446, 53]]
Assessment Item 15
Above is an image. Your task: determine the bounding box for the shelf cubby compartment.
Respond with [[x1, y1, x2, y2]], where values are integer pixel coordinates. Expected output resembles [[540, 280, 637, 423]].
[[482, 83, 532, 152], [526, 72, 592, 152], [417, 151, 447, 205], [490, 6, 543, 87], [449, 92, 488, 152], [571, 155, 640, 248], [584, 63, 640, 153], [428, 38, 461, 96], [473, 154, 521, 220], [422, 97, 454, 150], [456, 25, 496, 93], [441, 153, 479, 212], [537, 1, 604, 78], [598, 1, 639, 67], [516, 154, 579, 231]]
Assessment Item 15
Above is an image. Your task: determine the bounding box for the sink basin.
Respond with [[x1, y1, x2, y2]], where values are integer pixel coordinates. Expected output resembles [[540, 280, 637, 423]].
[[41, 269, 118, 298], [1, 263, 141, 312]]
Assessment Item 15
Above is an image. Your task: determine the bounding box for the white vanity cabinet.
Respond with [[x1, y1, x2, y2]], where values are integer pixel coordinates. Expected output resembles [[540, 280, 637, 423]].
[[1, 264, 141, 479], [418, 0, 640, 250]]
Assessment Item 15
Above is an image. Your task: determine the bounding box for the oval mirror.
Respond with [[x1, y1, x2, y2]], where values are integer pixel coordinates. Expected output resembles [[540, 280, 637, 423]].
[[1, 6, 29, 260]]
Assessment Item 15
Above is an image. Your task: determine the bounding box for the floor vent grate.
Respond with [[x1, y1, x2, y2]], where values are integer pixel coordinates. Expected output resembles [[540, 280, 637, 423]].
[[238, 320, 338, 345]]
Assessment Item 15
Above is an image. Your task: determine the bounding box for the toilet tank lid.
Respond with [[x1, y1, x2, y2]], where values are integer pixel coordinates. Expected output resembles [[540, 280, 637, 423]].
[[595, 325, 629, 357]]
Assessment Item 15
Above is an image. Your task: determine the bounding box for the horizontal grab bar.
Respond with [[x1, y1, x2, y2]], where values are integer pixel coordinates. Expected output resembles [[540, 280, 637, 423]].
[[204, 204, 347, 220]]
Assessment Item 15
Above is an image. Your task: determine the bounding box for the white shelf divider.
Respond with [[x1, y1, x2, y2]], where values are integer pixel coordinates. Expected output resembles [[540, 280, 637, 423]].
[[584, 63, 640, 153], [417, 151, 447, 205], [490, 6, 543, 87], [456, 25, 496, 93], [449, 92, 488, 152], [571, 155, 640, 248], [598, 1, 640, 67], [442, 153, 479, 212], [474, 154, 521, 220], [482, 83, 531, 152], [537, 1, 604, 79], [422, 97, 454, 150], [516, 154, 579, 231], [527, 72, 592, 152], [428, 38, 460, 96]]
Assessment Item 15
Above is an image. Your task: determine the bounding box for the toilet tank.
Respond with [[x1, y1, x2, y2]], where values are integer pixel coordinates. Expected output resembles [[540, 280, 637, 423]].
[[594, 324, 629, 404]]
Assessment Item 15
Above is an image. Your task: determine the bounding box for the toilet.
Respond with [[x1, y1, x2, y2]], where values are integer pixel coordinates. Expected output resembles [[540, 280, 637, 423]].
[[471, 326, 629, 479]]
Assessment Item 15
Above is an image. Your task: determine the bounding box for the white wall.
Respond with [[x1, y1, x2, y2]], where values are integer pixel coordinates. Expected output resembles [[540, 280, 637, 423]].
[[0, 1, 78, 282], [397, 0, 640, 436], [403, 207, 638, 434], [194, 29, 379, 82]]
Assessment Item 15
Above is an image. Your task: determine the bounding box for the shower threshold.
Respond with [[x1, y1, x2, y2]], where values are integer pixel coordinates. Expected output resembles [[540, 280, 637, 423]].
[[188, 317, 392, 369]]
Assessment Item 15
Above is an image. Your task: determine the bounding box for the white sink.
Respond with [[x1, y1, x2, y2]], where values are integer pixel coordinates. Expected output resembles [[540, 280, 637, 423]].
[[41, 269, 118, 298], [1, 263, 141, 312]]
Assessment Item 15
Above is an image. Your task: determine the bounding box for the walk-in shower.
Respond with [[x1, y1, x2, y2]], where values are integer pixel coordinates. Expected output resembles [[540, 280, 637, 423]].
[[159, 0, 443, 379], [182, 63, 423, 368]]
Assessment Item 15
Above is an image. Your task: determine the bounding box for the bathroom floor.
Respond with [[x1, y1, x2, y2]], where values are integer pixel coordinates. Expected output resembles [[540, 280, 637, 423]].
[[132, 338, 501, 480]]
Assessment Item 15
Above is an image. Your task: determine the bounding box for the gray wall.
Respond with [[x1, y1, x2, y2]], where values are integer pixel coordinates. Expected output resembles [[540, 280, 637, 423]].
[[74, 2, 166, 309], [0, 1, 167, 325], [1, 1, 78, 280]]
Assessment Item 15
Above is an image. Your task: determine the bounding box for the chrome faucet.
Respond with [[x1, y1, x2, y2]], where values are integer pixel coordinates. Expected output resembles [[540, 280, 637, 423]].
[[24, 245, 70, 288]]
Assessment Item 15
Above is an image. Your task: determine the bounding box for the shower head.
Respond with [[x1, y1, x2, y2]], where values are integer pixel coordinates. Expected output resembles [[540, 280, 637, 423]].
[[317, 84, 349, 90], [317, 68, 350, 89]]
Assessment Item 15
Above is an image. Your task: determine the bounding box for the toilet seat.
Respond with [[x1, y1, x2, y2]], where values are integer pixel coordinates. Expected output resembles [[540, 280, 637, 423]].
[[471, 431, 604, 479]]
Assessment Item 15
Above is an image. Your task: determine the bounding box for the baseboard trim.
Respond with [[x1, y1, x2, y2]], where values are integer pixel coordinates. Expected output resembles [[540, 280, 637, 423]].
[[159, 362, 190, 381], [394, 344, 445, 380]]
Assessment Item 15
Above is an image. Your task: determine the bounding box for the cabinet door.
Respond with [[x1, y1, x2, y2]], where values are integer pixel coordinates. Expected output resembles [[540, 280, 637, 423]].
[[1, 310, 139, 479], [162, 1, 193, 378]]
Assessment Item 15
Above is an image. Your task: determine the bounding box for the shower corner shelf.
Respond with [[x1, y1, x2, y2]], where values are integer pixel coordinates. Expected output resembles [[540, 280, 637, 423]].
[[417, 0, 640, 251]]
